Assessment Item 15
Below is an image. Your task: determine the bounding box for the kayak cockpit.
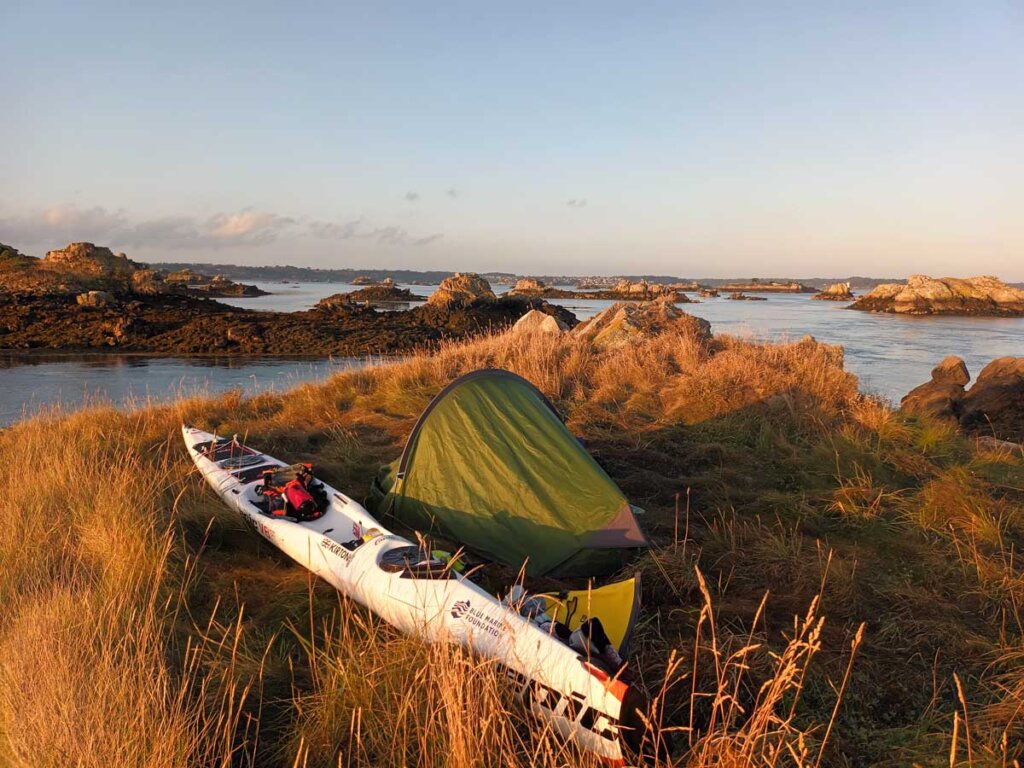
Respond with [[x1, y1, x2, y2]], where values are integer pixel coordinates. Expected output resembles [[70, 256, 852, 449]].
[[192, 437, 267, 470]]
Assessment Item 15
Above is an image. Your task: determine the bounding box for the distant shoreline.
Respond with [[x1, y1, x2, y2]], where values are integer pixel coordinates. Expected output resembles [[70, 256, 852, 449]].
[[154, 262, 1006, 292]]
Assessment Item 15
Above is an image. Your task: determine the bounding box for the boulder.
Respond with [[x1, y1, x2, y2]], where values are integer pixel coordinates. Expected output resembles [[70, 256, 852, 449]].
[[75, 290, 115, 308], [959, 357, 1024, 441], [427, 273, 496, 307], [850, 275, 1024, 316], [572, 299, 711, 350], [813, 282, 854, 301], [699, 288, 719, 298], [511, 309, 568, 336], [900, 356, 970, 422]]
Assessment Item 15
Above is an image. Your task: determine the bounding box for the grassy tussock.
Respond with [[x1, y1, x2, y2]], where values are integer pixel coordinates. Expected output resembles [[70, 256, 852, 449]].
[[1, 323, 1022, 766]]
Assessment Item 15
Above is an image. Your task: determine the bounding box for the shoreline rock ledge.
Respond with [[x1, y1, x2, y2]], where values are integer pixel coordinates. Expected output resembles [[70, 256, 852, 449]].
[[849, 275, 1024, 316]]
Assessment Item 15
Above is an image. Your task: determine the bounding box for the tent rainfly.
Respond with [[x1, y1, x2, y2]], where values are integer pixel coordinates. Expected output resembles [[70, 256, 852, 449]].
[[366, 369, 647, 577]]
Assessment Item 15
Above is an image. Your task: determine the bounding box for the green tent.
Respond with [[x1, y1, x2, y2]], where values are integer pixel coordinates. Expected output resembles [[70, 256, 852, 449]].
[[366, 369, 647, 576]]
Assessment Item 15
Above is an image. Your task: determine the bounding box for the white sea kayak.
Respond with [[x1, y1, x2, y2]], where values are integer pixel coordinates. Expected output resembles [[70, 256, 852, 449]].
[[182, 426, 645, 764]]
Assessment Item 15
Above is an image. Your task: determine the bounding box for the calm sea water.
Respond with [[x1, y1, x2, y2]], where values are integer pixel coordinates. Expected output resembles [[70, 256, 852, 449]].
[[2, 281, 1022, 427]]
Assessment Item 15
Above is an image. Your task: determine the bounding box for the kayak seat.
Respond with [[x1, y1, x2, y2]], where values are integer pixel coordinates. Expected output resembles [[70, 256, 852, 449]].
[[379, 546, 453, 580]]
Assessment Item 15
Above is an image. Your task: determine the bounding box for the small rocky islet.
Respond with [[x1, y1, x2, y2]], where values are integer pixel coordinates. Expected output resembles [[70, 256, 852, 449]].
[[848, 275, 1024, 316], [506, 276, 698, 302]]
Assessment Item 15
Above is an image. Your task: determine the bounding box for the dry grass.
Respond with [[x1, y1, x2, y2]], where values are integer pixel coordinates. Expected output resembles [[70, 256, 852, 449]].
[[1, 322, 1022, 766]]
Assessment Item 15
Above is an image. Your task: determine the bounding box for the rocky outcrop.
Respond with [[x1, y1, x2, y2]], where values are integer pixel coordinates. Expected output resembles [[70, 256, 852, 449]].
[[959, 358, 1024, 441], [610, 279, 692, 299], [130, 269, 176, 295], [900, 356, 970, 423], [42, 243, 141, 277], [509, 278, 694, 302], [427, 273, 496, 307], [699, 288, 719, 298], [901, 356, 1024, 442], [0, 290, 575, 356], [813, 282, 854, 301], [728, 292, 767, 301], [850, 276, 1024, 316], [165, 269, 266, 297], [207, 275, 266, 297], [164, 268, 208, 285], [2, 242, 268, 298], [510, 309, 569, 336], [509, 277, 547, 295], [572, 299, 711, 350]]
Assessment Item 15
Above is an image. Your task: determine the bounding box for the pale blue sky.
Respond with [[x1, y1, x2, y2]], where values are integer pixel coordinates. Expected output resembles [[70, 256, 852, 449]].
[[2, 1, 1021, 277]]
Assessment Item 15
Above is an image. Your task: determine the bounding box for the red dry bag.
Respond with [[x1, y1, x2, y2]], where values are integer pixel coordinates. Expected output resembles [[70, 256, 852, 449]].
[[283, 479, 319, 520]]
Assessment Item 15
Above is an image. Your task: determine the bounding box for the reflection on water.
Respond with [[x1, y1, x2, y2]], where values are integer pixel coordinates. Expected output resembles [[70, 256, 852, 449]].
[[0, 354, 372, 427], [2, 285, 1022, 427]]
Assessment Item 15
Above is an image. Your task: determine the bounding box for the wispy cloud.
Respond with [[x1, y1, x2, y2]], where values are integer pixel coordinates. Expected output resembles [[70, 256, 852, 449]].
[[307, 218, 362, 240], [1, 204, 443, 251], [309, 218, 443, 247], [0, 204, 295, 250], [566, 199, 588, 208]]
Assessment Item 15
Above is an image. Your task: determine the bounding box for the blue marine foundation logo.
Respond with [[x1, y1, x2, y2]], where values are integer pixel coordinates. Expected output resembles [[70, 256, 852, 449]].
[[450, 599, 501, 636]]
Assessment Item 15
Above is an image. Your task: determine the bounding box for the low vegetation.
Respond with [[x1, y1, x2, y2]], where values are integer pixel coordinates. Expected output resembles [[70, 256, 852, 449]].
[[1, 323, 1022, 767]]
